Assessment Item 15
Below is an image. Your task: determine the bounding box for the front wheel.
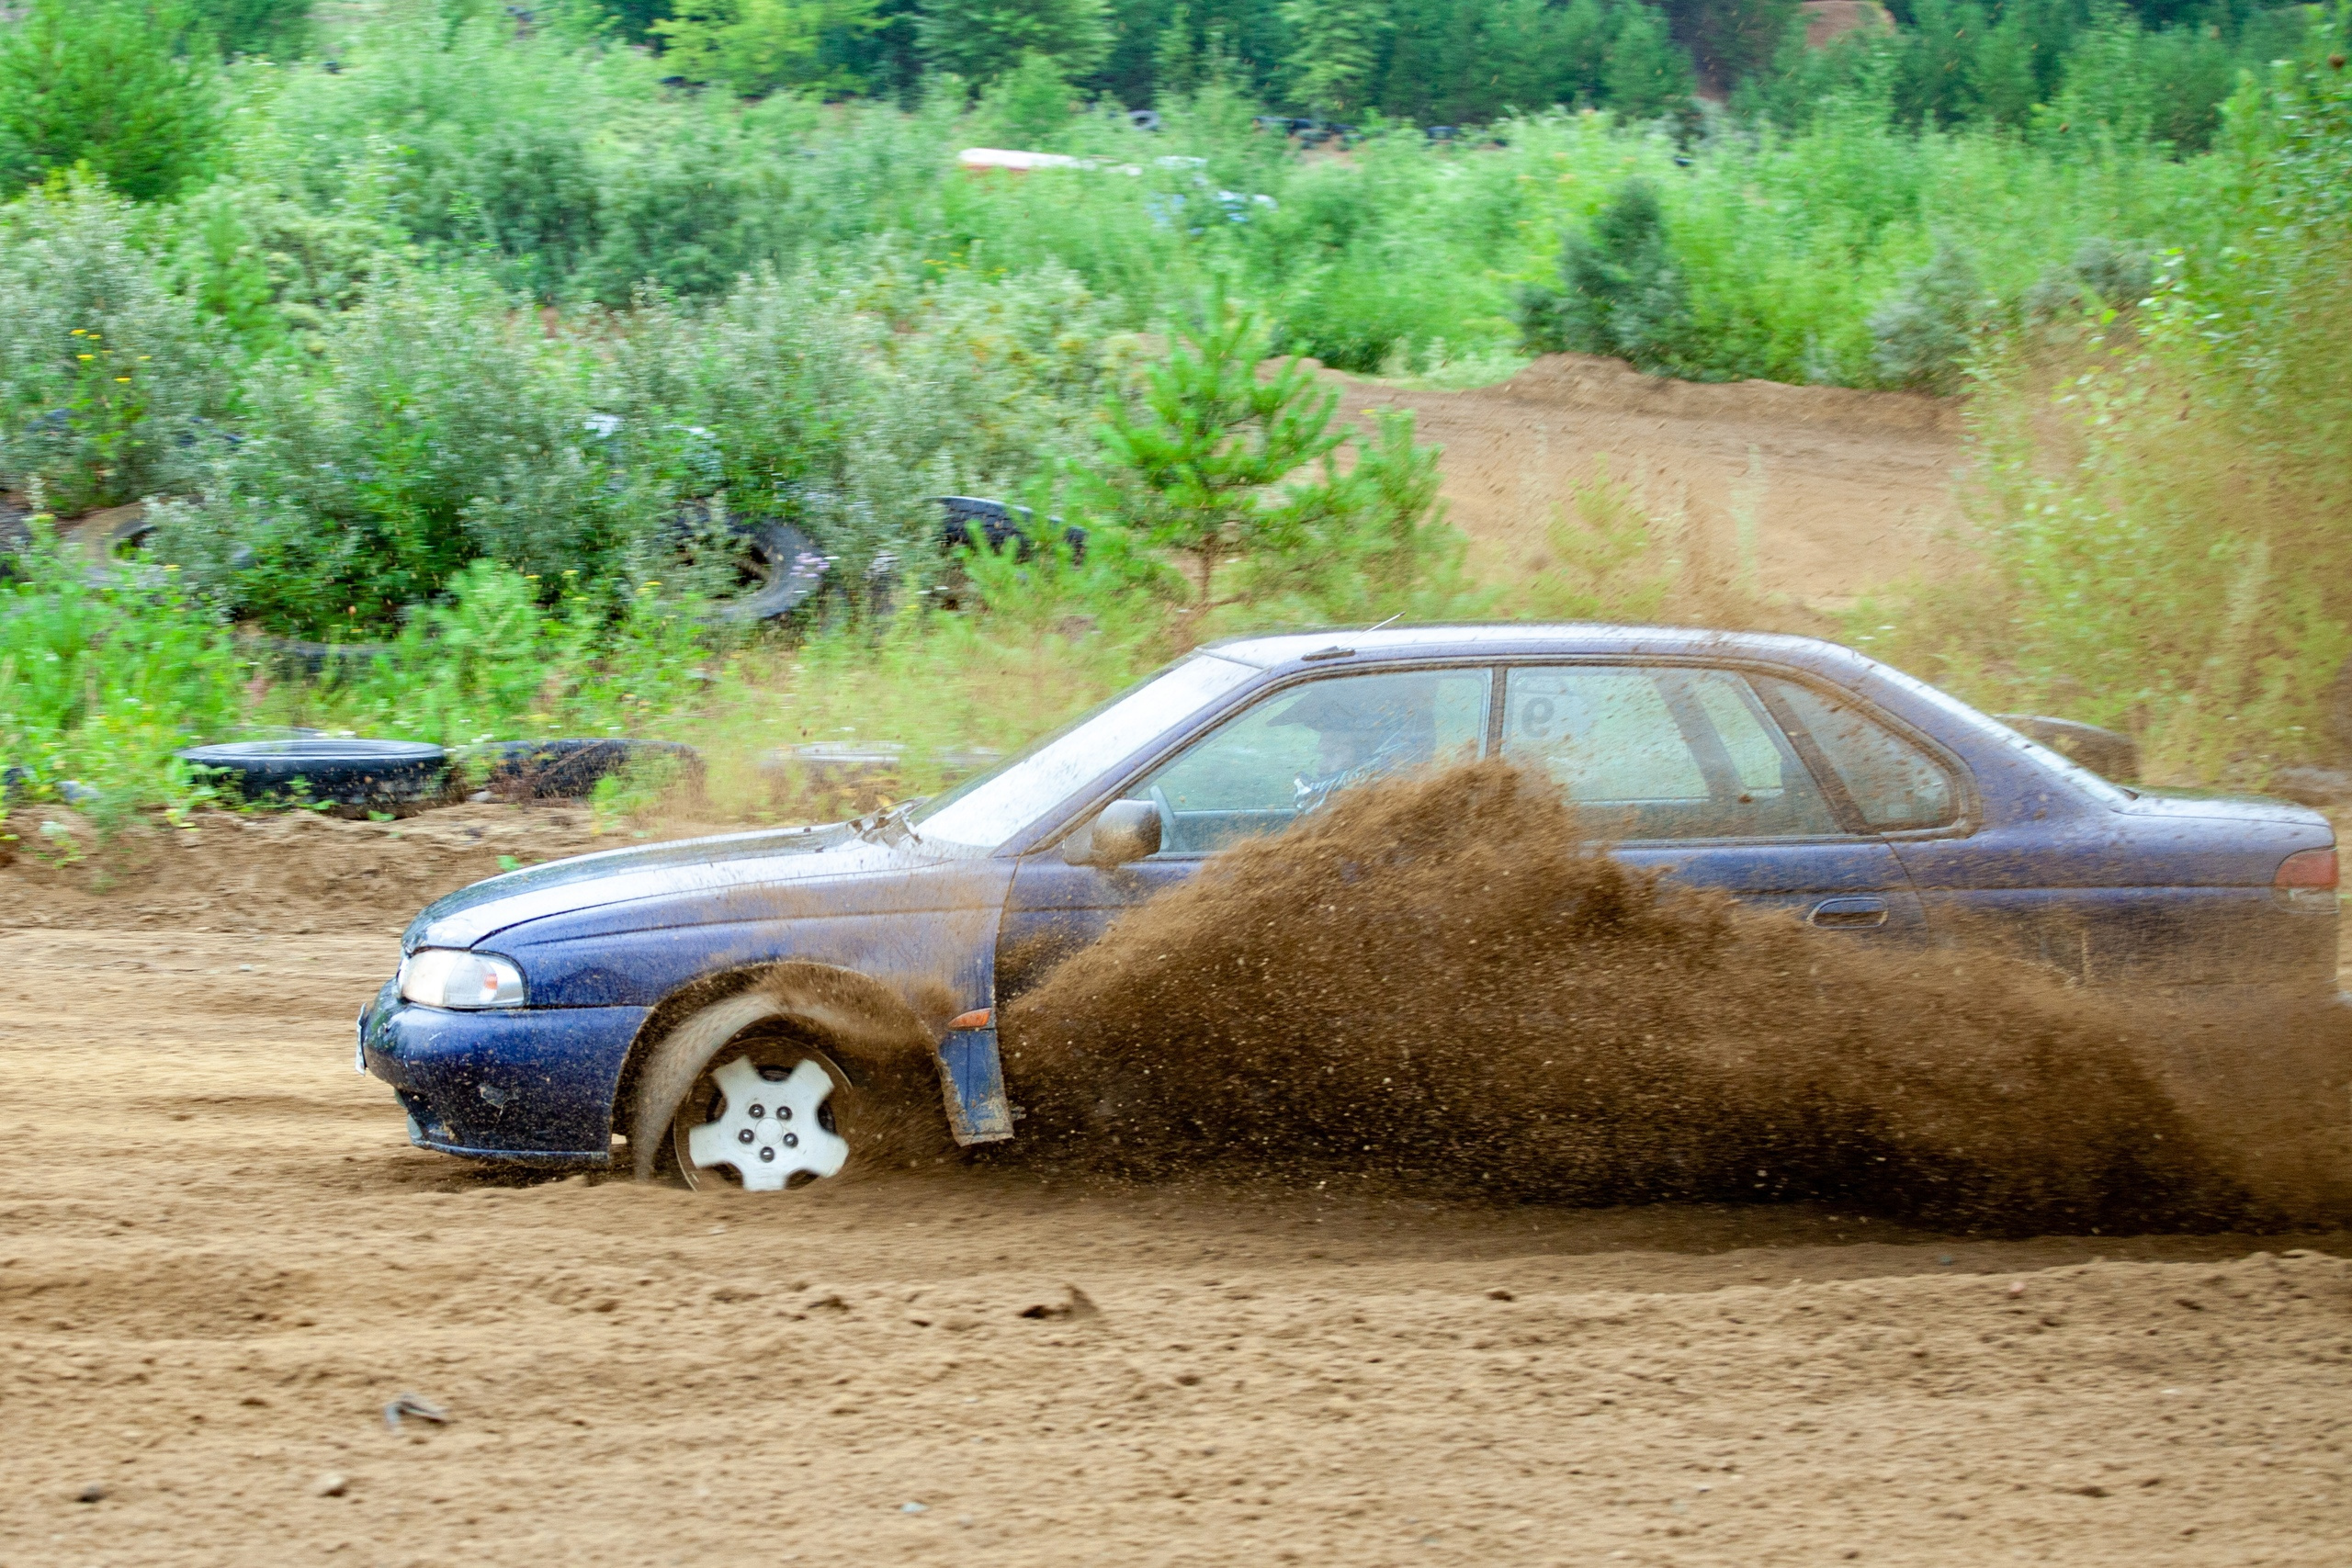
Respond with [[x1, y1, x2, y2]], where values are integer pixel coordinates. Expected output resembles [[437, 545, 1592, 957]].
[[672, 1046, 854, 1191], [629, 989, 874, 1191]]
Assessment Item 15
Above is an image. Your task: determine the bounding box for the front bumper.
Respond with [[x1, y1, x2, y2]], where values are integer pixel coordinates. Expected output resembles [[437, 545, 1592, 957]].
[[357, 979, 647, 1165]]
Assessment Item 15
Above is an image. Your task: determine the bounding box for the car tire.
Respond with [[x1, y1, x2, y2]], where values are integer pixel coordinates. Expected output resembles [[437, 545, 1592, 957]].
[[629, 988, 928, 1192], [454, 738, 702, 800], [175, 739, 447, 810], [702, 521, 830, 625], [246, 635, 400, 675]]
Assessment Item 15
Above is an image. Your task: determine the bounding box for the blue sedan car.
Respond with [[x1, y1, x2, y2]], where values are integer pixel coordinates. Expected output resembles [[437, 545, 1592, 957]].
[[359, 625, 2340, 1190]]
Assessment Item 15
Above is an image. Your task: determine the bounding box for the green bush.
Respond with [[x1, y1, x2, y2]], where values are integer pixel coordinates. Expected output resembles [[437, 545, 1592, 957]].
[[609, 258, 1123, 582], [651, 0, 880, 96], [1866, 243, 1987, 393], [196, 0, 314, 59], [167, 180, 396, 349], [1533, 177, 1700, 375], [1863, 44, 2352, 783], [304, 558, 725, 749], [245, 11, 637, 299], [0, 179, 234, 513], [2021, 235, 2156, 324], [972, 50, 1086, 146], [155, 270, 627, 629], [0, 527, 247, 816]]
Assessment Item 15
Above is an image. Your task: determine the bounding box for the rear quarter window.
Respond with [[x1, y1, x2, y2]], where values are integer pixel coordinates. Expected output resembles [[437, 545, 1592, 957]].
[[1763, 679, 1958, 831]]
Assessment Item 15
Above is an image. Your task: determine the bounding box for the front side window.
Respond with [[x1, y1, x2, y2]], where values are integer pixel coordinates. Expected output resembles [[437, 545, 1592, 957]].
[[1498, 665, 1841, 840], [1136, 668, 1492, 855]]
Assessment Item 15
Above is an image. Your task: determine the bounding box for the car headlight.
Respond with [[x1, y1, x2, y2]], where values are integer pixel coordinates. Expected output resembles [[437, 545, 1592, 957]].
[[399, 948, 526, 1010]]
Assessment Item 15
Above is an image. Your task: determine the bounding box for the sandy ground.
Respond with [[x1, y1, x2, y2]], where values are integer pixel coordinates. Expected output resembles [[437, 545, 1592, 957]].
[[0, 360, 2340, 1566], [3, 811, 2350, 1567], [1343, 354, 1973, 620]]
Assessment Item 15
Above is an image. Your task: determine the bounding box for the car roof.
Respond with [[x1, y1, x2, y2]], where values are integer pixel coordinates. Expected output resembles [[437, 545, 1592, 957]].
[[1202, 623, 1879, 684]]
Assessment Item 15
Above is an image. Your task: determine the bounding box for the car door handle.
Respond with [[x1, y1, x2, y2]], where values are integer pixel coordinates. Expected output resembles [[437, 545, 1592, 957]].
[[1808, 897, 1890, 929]]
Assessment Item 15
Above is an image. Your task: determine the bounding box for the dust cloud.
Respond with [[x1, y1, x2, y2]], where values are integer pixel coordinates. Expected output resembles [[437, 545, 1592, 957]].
[[1002, 760, 2350, 1234]]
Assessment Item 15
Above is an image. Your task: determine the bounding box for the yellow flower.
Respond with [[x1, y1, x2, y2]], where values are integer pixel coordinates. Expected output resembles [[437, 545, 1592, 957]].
[[77, 354, 94, 361], [115, 376, 131, 383]]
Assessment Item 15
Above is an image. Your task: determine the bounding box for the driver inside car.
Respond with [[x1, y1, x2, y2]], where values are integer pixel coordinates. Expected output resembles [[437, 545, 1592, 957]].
[[1136, 666, 1492, 854], [1277, 676, 1452, 813]]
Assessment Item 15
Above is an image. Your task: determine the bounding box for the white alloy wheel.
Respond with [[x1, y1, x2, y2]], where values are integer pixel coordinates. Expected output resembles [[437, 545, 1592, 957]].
[[630, 977, 944, 1191], [678, 1055, 851, 1191]]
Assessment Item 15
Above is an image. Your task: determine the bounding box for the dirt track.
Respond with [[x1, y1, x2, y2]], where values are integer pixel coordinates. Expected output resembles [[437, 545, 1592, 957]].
[[3, 811, 2350, 1566]]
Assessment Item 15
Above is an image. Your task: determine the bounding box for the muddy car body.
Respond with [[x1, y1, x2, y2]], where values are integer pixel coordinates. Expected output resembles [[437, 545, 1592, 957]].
[[359, 626, 2340, 1183]]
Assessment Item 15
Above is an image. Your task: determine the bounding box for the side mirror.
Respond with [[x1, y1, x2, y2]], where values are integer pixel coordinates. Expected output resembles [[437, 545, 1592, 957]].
[[1062, 798, 1162, 868]]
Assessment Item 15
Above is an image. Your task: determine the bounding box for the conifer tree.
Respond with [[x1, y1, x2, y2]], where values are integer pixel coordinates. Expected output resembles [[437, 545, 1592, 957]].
[[915, 0, 1112, 85], [653, 0, 880, 95], [1277, 0, 1392, 118], [1153, 0, 1199, 95], [1601, 1, 1694, 119], [0, 0, 223, 203]]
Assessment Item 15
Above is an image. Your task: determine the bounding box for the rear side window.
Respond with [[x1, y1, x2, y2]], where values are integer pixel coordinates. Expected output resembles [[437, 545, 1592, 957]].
[[1760, 679, 1958, 830], [1498, 666, 1840, 840]]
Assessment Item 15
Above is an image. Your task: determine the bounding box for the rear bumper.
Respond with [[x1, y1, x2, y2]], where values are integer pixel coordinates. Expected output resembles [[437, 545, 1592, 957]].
[[358, 979, 646, 1164]]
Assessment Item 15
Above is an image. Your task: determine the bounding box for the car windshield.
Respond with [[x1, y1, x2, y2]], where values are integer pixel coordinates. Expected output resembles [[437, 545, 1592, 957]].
[[907, 654, 1261, 850]]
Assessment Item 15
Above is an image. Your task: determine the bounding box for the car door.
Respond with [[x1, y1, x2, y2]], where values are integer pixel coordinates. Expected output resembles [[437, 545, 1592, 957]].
[[1493, 662, 1933, 936], [997, 666, 1496, 998]]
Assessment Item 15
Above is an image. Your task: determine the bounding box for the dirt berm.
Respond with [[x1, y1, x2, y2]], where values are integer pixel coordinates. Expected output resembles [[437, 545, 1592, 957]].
[[3, 788, 2349, 1565], [1342, 352, 1973, 618]]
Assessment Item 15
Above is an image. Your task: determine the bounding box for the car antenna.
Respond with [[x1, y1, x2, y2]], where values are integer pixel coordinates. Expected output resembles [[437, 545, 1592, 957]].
[[1364, 612, 1402, 632]]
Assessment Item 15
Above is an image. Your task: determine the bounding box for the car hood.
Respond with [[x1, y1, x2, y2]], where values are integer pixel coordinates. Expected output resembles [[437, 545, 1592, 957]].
[[404, 820, 928, 952]]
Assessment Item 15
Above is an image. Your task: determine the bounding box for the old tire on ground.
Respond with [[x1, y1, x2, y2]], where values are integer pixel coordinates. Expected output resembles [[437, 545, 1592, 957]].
[[175, 739, 447, 810], [702, 521, 830, 625], [629, 987, 935, 1192], [455, 738, 703, 800]]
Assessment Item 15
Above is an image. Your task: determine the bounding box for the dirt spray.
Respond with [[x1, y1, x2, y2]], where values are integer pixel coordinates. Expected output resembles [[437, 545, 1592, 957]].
[[1001, 761, 2352, 1234]]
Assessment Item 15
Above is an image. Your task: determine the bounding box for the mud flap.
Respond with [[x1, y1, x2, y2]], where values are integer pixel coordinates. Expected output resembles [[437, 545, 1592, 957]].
[[935, 1024, 1015, 1145]]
